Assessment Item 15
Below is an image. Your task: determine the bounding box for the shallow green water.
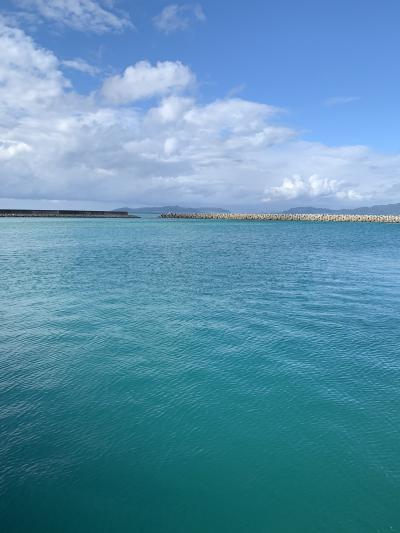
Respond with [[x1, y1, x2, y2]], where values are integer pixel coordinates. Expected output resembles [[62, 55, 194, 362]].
[[1, 217, 399, 532]]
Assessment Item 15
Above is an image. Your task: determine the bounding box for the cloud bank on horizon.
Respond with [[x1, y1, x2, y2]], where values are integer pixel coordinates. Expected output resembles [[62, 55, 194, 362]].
[[0, 0, 400, 209]]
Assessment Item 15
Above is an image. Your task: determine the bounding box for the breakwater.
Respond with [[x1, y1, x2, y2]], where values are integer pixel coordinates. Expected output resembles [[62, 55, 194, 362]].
[[161, 213, 400, 223], [0, 209, 132, 218]]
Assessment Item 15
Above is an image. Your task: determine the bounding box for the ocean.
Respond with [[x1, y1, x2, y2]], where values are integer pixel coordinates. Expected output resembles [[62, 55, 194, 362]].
[[1, 217, 399, 532]]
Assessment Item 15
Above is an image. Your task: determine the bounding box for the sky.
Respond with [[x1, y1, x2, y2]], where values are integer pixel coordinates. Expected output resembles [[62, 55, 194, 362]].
[[1, 0, 400, 210]]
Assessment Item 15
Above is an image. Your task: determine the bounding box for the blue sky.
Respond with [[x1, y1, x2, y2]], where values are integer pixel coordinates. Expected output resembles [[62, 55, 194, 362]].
[[1, 0, 400, 210]]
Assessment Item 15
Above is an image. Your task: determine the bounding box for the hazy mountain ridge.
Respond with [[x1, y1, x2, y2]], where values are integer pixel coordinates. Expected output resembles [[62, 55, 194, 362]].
[[114, 205, 230, 214], [282, 203, 400, 215]]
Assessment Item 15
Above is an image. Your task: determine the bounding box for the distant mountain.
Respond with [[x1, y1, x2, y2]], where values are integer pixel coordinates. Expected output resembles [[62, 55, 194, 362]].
[[114, 205, 230, 214], [283, 206, 338, 214], [283, 203, 400, 215]]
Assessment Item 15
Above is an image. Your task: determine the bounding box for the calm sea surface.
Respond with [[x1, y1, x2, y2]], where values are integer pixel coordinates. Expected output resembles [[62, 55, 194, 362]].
[[1, 217, 399, 533]]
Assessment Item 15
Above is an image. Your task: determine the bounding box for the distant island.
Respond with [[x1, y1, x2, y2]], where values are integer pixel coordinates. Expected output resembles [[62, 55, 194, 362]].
[[114, 205, 230, 214], [282, 203, 400, 215]]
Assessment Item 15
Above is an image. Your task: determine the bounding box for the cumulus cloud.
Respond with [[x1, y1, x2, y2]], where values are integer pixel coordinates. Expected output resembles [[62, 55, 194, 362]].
[[153, 3, 205, 34], [101, 61, 195, 104], [263, 174, 364, 202], [13, 0, 133, 33], [148, 95, 194, 123], [0, 20, 400, 208], [0, 22, 68, 114]]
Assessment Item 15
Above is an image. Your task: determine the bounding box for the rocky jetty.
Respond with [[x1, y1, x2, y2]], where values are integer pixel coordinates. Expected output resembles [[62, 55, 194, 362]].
[[161, 213, 400, 223]]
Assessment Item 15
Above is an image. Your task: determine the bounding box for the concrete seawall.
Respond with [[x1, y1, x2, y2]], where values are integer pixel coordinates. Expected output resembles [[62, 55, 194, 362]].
[[161, 213, 400, 223], [0, 209, 132, 218]]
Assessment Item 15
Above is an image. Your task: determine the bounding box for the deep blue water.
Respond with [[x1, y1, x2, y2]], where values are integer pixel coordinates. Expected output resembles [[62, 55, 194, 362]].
[[1, 217, 399, 532]]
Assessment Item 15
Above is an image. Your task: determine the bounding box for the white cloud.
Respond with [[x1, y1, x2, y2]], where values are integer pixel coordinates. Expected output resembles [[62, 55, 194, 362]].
[[0, 22, 68, 115], [13, 0, 133, 33], [184, 99, 280, 132], [153, 3, 205, 34], [148, 96, 194, 123], [263, 174, 365, 202], [101, 61, 195, 104], [324, 96, 360, 107], [1, 20, 400, 209], [61, 58, 100, 76], [0, 139, 32, 159], [336, 188, 365, 201]]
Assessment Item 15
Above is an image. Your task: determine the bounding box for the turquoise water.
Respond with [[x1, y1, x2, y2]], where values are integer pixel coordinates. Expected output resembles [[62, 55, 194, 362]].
[[1, 218, 399, 533]]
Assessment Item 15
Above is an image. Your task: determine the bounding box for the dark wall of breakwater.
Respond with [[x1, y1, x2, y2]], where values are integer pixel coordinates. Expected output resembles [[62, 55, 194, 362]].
[[0, 209, 130, 218], [161, 213, 400, 223]]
